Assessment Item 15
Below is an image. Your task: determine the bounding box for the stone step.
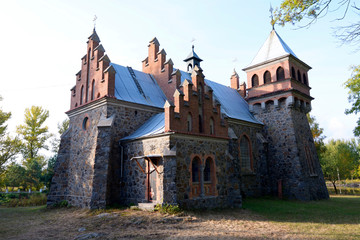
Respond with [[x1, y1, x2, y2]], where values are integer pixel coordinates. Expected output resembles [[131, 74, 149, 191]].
[[138, 202, 157, 211]]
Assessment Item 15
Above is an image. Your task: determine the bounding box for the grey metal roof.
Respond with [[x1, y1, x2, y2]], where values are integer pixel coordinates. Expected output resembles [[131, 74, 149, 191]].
[[183, 46, 203, 62], [112, 63, 167, 108], [178, 70, 262, 125], [246, 30, 297, 69], [121, 113, 165, 140]]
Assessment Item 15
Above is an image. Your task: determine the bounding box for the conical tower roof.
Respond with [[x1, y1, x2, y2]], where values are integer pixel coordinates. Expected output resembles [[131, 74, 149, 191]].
[[246, 30, 297, 69]]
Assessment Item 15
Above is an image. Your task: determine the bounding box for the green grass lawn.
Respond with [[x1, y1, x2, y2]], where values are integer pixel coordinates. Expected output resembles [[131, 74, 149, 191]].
[[243, 195, 360, 239]]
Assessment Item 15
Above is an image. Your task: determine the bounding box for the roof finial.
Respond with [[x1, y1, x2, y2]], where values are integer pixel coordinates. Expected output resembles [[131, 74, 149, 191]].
[[93, 15, 97, 30], [269, 4, 275, 30], [192, 45, 194, 51]]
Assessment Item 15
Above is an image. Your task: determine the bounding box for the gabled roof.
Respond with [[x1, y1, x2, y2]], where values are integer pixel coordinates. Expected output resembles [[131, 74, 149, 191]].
[[183, 45, 203, 62], [178, 70, 262, 125], [112, 63, 168, 108], [121, 113, 165, 140], [246, 30, 297, 69]]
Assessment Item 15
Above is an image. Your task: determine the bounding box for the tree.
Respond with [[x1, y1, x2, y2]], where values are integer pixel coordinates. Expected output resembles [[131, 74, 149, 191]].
[[320, 139, 359, 193], [50, 118, 69, 153], [344, 66, 360, 136], [274, 0, 360, 45], [307, 114, 326, 155], [275, 1, 360, 139], [16, 106, 51, 164], [17, 106, 51, 189], [0, 96, 20, 175], [42, 155, 57, 189], [2, 163, 26, 191]]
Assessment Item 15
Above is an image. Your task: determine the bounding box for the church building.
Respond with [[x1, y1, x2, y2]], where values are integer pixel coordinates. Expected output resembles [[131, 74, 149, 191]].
[[47, 27, 329, 209]]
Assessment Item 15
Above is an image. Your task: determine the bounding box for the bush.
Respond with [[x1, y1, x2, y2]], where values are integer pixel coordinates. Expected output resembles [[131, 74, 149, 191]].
[[154, 203, 182, 215], [53, 200, 69, 208], [6, 193, 47, 207]]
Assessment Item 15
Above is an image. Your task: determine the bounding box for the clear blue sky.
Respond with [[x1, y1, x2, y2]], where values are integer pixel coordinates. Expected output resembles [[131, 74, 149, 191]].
[[1, 0, 359, 155]]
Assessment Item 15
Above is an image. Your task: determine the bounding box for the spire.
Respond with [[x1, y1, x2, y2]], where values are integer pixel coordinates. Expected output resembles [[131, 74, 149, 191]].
[[244, 30, 297, 69], [184, 45, 203, 72], [184, 45, 203, 62]]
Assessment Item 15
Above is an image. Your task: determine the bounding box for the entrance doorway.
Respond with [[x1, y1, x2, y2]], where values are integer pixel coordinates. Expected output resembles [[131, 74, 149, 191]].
[[145, 157, 159, 202]]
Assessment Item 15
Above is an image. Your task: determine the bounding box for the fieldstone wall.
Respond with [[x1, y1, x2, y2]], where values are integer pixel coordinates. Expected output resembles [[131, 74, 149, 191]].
[[172, 135, 242, 209], [58, 105, 106, 207], [48, 99, 162, 208], [228, 122, 269, 198], [253, 101, 329, 200], [121, 135, 171, 205], [103, 103, 160, 205], [47, 127, 71, 205]]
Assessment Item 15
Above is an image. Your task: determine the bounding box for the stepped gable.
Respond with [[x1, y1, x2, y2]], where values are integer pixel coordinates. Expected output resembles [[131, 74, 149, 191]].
[[178, 70, 262, 125], [164, 65, 228, 138]]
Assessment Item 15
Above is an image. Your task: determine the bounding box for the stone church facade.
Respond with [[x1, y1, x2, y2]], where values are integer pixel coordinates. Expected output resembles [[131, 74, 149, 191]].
[[47, 28, 329, 209]]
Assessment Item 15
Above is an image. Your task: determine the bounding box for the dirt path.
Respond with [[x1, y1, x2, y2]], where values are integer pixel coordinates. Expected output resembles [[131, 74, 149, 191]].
[[0, 206, 305, 239]]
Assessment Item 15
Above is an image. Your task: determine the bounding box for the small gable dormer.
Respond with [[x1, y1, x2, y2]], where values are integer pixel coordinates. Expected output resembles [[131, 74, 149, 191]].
[[184, 45, 203, 72]]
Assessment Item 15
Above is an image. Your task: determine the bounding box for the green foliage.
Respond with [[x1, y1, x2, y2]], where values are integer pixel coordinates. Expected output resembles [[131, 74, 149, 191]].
[[41, 155, 57, 189], [53, 200, 69, 208], [0, 193, 47, 207], [16, 106, 51, 190], [320, 139, 360, 193], [23, 158, 43, 190], [274, 0, 360, 45], [154, 203, 182, 215], [307, 114, 326, 155], [51, 118, 69, 153], [2, 163, 26, 189], [344, 65, 360, 136], [17, 106, 51, 163], [0, 96, 20, 175]]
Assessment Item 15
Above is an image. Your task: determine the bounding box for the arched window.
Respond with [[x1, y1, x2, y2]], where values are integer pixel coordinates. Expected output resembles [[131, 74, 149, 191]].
[[86, 48, 91, 103], [91, 79, 95, 101], [192, 157, 201, 183], [297, 70, 302, 83], [204, 157, 216, 196], [204, 159, 211, 182], [191, 156, 201, 198], [209, 117, 214, 135], [240, 135, 252, 171], [82, 117, 90, 130], [303, 74, 308, 86], [291, 67, 296, 80], [251, 74, 259, 87], [199, 115, 203, 133], [263, 71, 271, 84], [187, 63, 192, 72], [187, 113, 192, 132], [80, 85, 84, 105], [276, 67, 285, 81]]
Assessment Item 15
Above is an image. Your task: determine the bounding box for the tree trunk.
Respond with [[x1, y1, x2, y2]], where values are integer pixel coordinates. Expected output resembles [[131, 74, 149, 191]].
[[332, 180, 338, 194]]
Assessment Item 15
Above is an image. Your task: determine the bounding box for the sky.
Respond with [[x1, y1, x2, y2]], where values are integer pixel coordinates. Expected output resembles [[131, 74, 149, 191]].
[[1, 0, 359, 156]]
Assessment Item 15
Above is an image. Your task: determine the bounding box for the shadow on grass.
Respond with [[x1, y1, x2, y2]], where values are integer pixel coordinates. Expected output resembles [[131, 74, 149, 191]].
[[242, 195, 360, 224]]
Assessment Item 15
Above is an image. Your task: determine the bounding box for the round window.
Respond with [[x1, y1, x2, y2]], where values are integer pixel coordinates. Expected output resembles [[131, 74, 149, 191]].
[[82, 117, 90, 130]]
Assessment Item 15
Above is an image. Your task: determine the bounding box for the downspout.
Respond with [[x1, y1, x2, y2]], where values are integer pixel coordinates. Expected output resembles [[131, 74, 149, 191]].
[[119, 142, 124, 178]]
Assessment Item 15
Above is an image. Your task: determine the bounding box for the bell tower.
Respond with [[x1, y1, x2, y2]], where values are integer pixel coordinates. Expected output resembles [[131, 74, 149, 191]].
[[243, 29, 329, 200], [183, 45, 203, 72]]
